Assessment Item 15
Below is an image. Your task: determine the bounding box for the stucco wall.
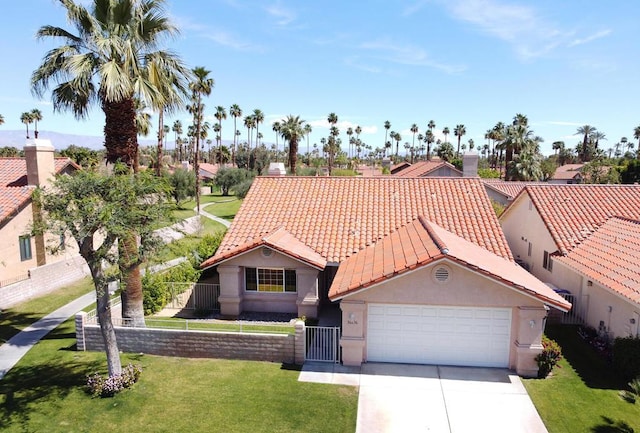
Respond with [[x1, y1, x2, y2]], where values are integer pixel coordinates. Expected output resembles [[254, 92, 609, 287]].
[[500, 195, 558, 279], [76, 313, 306, 364], [216, 248, 320, 318], [338, 260, 548, 377], [0, 203, 38, 282], [484, 187, 510, 206]]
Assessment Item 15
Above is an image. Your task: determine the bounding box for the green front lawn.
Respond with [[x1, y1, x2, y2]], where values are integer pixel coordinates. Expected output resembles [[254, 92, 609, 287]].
[[0, 278, 93, 344], [523, 325, 640, 433], [0, 317, 357, 432]]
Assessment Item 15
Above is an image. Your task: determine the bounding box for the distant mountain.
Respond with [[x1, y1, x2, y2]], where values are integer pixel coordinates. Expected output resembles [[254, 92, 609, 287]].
[[0, 130, 157, 150]]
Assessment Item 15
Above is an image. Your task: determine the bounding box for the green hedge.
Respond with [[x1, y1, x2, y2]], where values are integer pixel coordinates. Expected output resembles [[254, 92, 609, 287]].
[[613, 337, 640, 380], [536, 335, 562, 378]]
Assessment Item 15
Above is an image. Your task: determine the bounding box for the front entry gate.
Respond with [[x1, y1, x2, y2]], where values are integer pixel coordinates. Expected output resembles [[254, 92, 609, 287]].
[[305, 326, 341, 363]]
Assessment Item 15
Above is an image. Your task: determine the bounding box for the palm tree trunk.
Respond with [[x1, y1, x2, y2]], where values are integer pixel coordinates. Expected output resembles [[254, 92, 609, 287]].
[[156, 109, 164, 176], [119, 232, 144, 327]]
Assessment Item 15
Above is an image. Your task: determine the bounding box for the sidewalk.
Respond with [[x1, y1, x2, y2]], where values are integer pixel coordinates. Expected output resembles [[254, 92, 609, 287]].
[[0, 292, 95, 380]]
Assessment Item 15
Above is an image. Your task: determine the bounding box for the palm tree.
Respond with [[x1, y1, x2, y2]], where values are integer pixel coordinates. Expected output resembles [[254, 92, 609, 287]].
[[468, 138, 474, 151], [552, 141, 564, 155], [214, 105, 227, 148], [503, 123, 536, 179], [272, 121, 281, 160], [30, 109, 43, 138], [244, 115, 255, 148], [20, 112, 34, 139], [172, 120, 183, 161], [575, 125, 597, 162], [0, 114, 4, 126], [425, 130, 434, 161], [253, 109, 264, 149], [590, 131, 606, 149], [454, 124, 466, 157], [346, 127, 354, 158], [633, 126, 640, 152], [189, 66, 214, 213], [304, 123, 312, 165], [513, 113, 528, 126], [442, 126, 450, 144], [383, 120, 391, 156], [32, 0, 189, 174], [230, 104, 242, 163], [31, 0, 190, 375], [410, 124, 418, 162], [394, 132, 402, 157], [279, 115, 306, 175]]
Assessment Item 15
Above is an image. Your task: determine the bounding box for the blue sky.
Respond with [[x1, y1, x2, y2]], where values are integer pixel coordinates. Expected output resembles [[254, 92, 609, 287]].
[[0, 0, 638, 155]]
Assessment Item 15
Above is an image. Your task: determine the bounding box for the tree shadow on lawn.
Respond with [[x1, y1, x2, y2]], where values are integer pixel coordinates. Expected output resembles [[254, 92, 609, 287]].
[[0, 358, 103, 430], [0, 311, 47, 344], [546, 325, 627, 390], [591, 416, 635, 433]]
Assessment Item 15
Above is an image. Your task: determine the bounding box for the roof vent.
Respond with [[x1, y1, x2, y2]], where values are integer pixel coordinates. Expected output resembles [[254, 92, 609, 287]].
[[433, 266, 450, 283], [262, 247, 273, 258]]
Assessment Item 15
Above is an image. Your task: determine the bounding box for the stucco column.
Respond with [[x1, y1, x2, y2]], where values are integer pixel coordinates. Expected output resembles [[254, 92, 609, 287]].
[[514, 306, 547, 377], [217, 265, 243, 316], [296, 268, 320, 319], [294, 320, 305, 364], [340, 301, 366, 366], [75, 312, 87, 351]]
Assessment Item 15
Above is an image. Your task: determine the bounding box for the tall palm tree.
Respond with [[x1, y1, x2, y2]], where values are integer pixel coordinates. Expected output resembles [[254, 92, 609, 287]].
[[20, 112, 34, 139], [346, 127, 354, 158], [0, 114, 4, 126], [503, 123, 535, 179], [215, 106, 227, 147], [189, 66, 214, 213], [633, 126, 640, 153], [172, 120, 183, 161], [30, 109, 43, 138], [244, 115, 255, 148], [229, 104, 242, 163], [552, 141, 564, 155], [590, 131, 606, 149], [253, 109, 264, 150], [426, 120, 435, 160], [383, 120, 391, 156], [279, 115, 306, 175], [454, 124, 466, 157], [425, 130, 434, 161], [31, 0, 190, 374], [304, 123, 312, 165], [575, 125, 597, 162], [513, 113, 528, 126], [272, 121, 281, 160], [393, 132, 402, 157], [442, 126, 450, 144]]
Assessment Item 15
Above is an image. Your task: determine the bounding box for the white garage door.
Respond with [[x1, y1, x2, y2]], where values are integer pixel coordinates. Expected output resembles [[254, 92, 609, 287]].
[[367, 304, 512, 368]]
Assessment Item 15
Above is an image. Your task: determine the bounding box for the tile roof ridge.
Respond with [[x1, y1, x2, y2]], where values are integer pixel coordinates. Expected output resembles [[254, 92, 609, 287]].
[[608, 215, 640, 225], [417, 216, 449, 255]]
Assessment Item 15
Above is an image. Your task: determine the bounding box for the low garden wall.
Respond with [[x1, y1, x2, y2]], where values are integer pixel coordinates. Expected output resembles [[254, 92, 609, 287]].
[[75, 312, 306, 365]]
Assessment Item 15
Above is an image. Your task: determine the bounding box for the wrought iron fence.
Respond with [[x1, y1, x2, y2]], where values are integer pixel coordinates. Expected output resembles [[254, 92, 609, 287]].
[[164, 282, 220, 311], [305, 326, 341, 363]]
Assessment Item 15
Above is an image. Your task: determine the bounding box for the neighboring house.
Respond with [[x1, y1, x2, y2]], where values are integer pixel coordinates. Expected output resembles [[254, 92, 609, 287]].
[[500, 184, 640, 340], [201, 176, 570, 376], [391, 160, 463, 178], [550, 164, 584, 184], [0, 139, 80, 286], [482, 180, 548, 206]]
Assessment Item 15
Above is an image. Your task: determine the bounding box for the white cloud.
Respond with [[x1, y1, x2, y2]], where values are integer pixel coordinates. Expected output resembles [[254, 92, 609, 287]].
[[265, 2, 296, 27], [174, 16, 260, 51], [568, 29, 612, 47], [401, 0, 430, 16], [358, 38, 466, 74]]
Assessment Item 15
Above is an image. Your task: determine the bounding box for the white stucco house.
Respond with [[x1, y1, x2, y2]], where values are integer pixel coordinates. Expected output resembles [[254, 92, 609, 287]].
[[500, 184, 640, 340], [202, 176, 570, 376]]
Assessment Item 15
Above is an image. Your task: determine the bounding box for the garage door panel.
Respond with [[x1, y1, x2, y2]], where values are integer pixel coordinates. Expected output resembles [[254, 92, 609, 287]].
[[367, 304, 511, 367]]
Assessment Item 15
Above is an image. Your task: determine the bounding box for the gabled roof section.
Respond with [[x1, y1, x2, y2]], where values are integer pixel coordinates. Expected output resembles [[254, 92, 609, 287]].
[[482, 180, 548, 201], [552, 164, 584, 181], [390, 161, 411, 174], [392, 160, 462, 178], [554, 217, 640, 305], [211, 177, 513, 265], [201, 226, 327, 270], [510, 184, 640, 255], [329, 217, 571, 311]]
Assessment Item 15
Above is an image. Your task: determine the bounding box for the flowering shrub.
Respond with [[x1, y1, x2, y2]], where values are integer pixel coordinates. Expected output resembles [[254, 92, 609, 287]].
[[535, 336, 562, 378], [86, 363, 143, 398]]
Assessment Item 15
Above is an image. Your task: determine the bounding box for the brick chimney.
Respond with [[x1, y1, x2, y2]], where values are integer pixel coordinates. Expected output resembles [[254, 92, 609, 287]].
[[24, 139, 56, 188], [462, 151, 479, 177]]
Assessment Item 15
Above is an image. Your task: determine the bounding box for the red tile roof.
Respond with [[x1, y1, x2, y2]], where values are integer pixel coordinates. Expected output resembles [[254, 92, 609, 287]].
[[554, 217, 640, 305], [518, 184, 640, 255], [203, 177, 513, 267], [203, 226, 327, 269], [482, 180, 548, 201], [0, 157, 79, 226], [392, 161, 462, 178], [329, 217, 571, 311], [552, 164, 584, 181]]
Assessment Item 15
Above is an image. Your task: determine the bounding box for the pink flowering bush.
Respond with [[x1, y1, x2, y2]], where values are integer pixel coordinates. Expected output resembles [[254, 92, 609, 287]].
[[86, 363, 142, 397]]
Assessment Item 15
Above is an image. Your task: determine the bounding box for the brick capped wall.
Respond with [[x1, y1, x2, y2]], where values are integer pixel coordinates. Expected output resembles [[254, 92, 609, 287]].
[[76, 312, 306, 365]]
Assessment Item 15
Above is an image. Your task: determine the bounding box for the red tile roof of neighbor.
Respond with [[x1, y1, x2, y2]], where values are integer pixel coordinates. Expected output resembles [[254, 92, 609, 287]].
[[201, 177, 513, 268], [554, 217, 640, 305], [552, 164, 584, 180], [0, 157, 79, 225], [482, 180, 548, 200], [518, 184, 640, 255], [329, 217, 571, 311], [392, 161, 462, 178]]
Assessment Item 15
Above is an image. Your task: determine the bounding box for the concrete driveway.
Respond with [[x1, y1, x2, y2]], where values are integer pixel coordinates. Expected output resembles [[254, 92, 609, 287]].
[[299, 363, 547, 433]]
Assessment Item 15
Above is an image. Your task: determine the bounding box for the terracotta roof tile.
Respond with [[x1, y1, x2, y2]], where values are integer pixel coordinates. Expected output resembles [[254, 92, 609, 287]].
[[554, 217, 640, 304], [392, 161, 462, 178], [482, 180, 547, 200], [329, 217, 571, 311], [522, 184, 640, 254], [208, 177, 513, 266], [551, 164, 584, 180]]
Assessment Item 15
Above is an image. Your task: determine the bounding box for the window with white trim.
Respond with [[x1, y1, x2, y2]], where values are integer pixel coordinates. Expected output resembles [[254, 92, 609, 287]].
[[543, 250, 553, 272], [19, 236, 32, 261], [245, 267, 296, 292]]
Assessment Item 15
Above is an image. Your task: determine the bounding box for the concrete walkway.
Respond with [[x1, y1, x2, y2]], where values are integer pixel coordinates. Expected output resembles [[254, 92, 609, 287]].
[[196, 204, 231, 228], [0, 292, 95, 380], [299, 363, 547, 433]]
